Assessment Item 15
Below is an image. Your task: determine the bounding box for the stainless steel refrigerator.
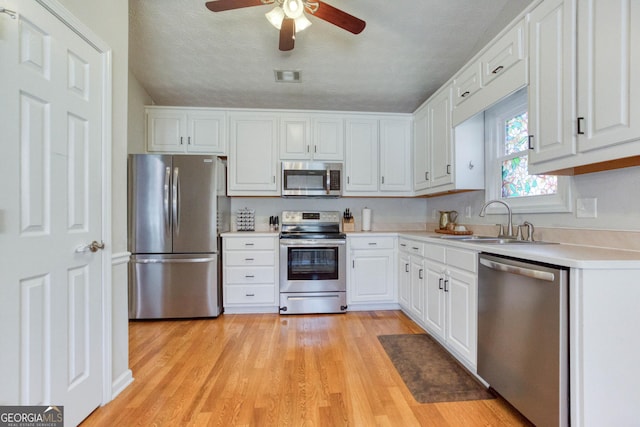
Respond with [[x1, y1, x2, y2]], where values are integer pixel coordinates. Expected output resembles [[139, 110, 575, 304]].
[[128, 154, 229, 319]]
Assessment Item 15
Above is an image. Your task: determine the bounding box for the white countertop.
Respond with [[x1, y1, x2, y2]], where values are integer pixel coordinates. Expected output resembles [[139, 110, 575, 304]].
[[221, 231, 280, 237], [394, 231, 640, 269]]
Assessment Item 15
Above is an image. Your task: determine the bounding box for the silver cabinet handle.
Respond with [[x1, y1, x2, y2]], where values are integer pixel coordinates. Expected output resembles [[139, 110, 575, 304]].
[[461, 90, 470, 98], [444, 279, 449, 292], [405, 263, 409, 273], [492, 65, 504, 74], [419, 269, 423, 280], [245, 275, 255, 279], [246, 293, 255, 297], [439, 278, 443, 290], [368, 242, 377, 246], [245, 258, 254, 262]]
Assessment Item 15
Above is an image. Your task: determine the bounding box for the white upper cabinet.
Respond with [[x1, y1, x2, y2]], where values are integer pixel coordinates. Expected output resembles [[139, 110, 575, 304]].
[[279, 115, 311, 159], [227, 113, 280, 196], [279, 114, 344, 161], [528, 0, 578, 166], [413, 85, 484, 196], [413, 105, 430, 192], [312, 116, 345, 160], [379, 117, 413, 193], [344, 117, 379, 193], [344, 116, 413, 196], [428, 85, 454, 188], [452, 18, 527, 126], [528, 0, 640, 174], [146, 107, 226, 154], [576, 0, 640, 152]]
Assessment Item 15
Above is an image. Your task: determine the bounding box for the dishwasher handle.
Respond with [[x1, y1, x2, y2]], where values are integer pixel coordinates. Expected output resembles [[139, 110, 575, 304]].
[[480, 257, 555, 282]]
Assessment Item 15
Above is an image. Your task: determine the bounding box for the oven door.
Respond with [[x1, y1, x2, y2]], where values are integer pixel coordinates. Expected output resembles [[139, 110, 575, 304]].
[[279, 239, 346, 292]]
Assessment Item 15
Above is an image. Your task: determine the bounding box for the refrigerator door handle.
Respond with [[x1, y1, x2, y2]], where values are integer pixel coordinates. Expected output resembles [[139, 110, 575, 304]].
[[173, 166, 180, 234], [164, 166, 171, 232], [132, 257, 216, 264]]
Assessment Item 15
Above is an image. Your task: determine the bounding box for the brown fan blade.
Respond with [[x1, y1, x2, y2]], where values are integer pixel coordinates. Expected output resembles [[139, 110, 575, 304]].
[[311, 1, 366, 34], [205, 0, 268, 12], [279, 18, 295, 51]]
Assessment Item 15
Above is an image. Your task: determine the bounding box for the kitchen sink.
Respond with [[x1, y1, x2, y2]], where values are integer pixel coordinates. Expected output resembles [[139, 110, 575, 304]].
[[440, 235, 557, 245]]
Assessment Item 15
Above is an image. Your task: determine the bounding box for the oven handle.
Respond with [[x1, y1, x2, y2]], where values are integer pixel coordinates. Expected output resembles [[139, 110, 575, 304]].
[[280, 239, 346, 246]]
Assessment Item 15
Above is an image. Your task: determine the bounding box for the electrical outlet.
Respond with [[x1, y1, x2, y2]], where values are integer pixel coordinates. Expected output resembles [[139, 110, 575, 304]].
[[465, 205, 472, 218], [576, 197, 597, 218]]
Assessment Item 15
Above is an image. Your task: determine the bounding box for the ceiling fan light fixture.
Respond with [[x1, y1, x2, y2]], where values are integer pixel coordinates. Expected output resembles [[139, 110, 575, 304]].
[[282, 0, 304, 19], [265, 6, 285, 30], [294, 13, 312, 32]]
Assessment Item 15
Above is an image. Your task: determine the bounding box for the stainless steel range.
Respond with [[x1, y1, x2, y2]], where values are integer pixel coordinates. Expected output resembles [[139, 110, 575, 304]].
[[279, 211, 347, 314]]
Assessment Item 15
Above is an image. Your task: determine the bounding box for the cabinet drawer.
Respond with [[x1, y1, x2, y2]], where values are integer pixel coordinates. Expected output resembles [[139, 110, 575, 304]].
[[424, 244, 446, 263], [224, 266, 275, 284], [399, 238, 424, 256], [225, 236, 275, 251], [446, 247, 477, 272], [225, 251, 275, 266], [453, 62, 482, 106], [225, 285, 276, 304], [349, 236, 395, 250], [480, 19, 525, 87]]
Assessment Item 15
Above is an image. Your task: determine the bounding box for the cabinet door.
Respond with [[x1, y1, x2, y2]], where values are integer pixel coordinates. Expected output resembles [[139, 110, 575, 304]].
[[446, 267, 477, 366], [398, 252, 411, 310], [428, 86, 453, 188], [349, 250, 395, 303], [528, 0, 577, 164], [577, 0, 640, 152], [453, 62, 482, 107], [379, 118, 412, 192], [147, 109, 186, 152], [312, 116, 344, 160], [228, 115, 279, 194], [424, 260, 445, 339], [480, 19, 526, 87], [409, 257, 426, 322], [345, 118, 379, 192], [413, 106, 430, 191], [187, 110, 226, 154], [279, 116, 312, 159]]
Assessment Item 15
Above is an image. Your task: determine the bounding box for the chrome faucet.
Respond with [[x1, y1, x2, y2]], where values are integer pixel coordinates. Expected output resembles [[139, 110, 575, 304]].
[[522, 221, 535, 241], [479, 199, 514, 237]]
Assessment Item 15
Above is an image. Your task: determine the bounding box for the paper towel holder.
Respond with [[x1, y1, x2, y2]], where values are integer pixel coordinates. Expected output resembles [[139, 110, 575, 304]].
[[362, 207, 372, 231]]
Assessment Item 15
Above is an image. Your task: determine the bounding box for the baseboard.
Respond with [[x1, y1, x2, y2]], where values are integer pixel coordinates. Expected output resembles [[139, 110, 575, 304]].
[[348, 303, 401, 311], [111, 369, 133, 400]]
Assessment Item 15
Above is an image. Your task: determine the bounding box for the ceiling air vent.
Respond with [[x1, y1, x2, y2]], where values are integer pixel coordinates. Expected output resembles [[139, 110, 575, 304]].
[[274, 70, 301, 83]]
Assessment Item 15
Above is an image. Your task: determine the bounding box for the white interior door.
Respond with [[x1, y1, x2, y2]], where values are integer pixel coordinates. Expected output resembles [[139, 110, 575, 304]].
[[0, 1, 106, 425]]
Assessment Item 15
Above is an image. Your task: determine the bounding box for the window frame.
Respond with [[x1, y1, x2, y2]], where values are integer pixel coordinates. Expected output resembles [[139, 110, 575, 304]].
[[484, 89, 573, 214]]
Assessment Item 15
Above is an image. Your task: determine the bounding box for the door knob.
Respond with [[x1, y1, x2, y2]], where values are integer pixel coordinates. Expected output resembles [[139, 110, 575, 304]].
[[76, 240, 105, 253], [88, 241, 105, 252]]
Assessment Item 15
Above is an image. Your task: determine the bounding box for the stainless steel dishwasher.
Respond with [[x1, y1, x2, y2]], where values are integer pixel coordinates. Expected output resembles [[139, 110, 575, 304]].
[[478, 253, 569, 427]]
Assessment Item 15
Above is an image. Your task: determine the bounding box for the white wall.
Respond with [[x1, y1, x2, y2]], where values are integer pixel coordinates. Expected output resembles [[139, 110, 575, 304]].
[[230, 197, 428, 231], [424, 166, 640, 232], [128, 70, 154, 154]]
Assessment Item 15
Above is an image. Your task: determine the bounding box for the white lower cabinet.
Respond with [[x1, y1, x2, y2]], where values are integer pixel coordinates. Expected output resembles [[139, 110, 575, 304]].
[[399, 237, 478, 370], [347, 235, 397, 309], [222, 235, 279, 313]]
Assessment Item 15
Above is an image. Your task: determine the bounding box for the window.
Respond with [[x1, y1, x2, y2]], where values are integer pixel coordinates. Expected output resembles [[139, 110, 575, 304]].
[[485, 89, 572, 213]]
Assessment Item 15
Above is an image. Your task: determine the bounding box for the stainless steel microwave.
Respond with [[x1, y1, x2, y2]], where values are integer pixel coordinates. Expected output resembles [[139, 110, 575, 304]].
[[281, 161, 342, 197]]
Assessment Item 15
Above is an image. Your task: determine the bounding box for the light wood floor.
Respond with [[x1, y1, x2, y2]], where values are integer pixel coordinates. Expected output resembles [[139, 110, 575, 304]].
[[81, 311, 530, 426]]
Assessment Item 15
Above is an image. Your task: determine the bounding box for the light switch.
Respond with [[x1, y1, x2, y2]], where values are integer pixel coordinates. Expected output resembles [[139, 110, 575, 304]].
[[576, 197, 597, 218]]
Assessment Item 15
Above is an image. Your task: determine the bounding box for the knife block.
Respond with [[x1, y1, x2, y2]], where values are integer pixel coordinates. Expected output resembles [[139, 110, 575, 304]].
[[342, 218, 355, 232]]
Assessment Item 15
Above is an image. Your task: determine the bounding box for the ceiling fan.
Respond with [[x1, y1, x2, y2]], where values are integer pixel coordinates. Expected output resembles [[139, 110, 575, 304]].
[[205, 0, 366, 51]]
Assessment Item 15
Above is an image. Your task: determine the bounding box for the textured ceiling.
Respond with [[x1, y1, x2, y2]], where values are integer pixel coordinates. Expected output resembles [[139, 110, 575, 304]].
[[129, 0, 533, 113]]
